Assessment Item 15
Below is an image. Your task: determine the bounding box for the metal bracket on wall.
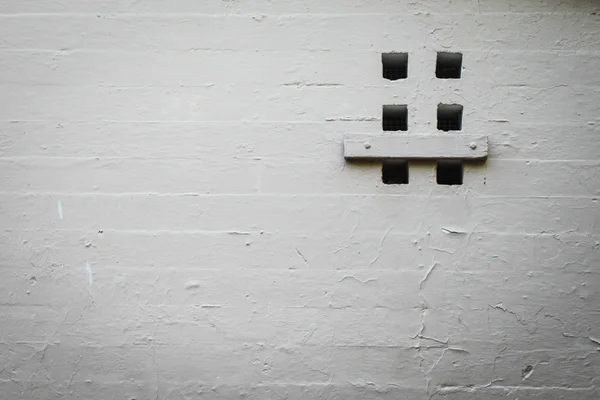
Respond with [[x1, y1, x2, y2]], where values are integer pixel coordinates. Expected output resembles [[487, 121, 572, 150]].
[[343, 134, 488, 161]]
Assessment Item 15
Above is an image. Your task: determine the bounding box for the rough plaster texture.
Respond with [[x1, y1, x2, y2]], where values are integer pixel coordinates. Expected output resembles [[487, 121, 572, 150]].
[[1, 0, 600, 399]]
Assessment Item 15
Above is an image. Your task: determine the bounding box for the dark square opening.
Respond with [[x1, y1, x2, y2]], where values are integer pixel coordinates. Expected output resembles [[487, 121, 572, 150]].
[[437, 104, 463, 131], [383, 105, 408, 131], [436, 52, 462, 79], [382, 160, 409, 185], [437, 161, 463, 185], [382, 53, 408, 80]]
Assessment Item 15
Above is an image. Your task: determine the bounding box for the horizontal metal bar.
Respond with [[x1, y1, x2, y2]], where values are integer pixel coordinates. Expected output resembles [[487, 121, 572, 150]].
[[343, 134, 488, 160]]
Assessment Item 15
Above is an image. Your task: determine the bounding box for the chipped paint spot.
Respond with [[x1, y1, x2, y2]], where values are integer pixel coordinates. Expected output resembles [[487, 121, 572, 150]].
[[57, 200, 63, 219], [441, 227, 466, 234]]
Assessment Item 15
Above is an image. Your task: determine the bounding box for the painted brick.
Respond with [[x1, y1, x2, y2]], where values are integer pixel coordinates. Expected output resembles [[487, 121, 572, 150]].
[[1, 1, 599, 399]]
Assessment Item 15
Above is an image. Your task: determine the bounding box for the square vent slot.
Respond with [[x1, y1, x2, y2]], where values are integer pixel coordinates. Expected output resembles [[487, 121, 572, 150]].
[[382, 160, 409, 184], [437, 104, 463, 131], [382, 53, 408, 80], [436, 52, 463, 79], [383, 105, 408, 131], [437, 161, 463, 185]]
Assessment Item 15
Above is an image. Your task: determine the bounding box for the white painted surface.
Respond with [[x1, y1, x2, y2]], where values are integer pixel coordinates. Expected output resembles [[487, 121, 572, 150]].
[[0, 1, 599, 399], [344, 134, 488, 159]]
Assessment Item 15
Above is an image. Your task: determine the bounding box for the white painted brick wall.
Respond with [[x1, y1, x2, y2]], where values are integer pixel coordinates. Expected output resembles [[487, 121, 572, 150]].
[[1, 1, 599, 399]]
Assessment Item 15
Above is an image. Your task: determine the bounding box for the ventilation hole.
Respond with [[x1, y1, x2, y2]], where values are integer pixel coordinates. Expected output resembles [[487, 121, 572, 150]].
[[382, 160, 409, 185], [383, 105, 408, 131], [382, 53, 408, 80], [436, 52, 463, 79], [437, 104, 463, 131], [437, 161, 463, 185]]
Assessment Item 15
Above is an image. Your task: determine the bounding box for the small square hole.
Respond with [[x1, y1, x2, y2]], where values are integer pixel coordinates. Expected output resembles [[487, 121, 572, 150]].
[[437, 104, 463, 131], [382, 160, 409, 185], [437, 161, 463, 185], [383, 105, 408, 131], [382, 53, 408, 80], [436, 52, 462, 79]]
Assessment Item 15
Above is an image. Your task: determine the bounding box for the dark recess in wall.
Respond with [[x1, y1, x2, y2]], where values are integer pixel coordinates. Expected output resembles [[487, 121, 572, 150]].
[[383, 105, 408, 131], [382, 160, 409, 184], [382, 52, 408, 80]]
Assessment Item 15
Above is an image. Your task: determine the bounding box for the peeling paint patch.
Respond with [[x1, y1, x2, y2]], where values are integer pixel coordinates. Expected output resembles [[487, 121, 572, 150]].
[[420, 262, 439, 289], [441, 227, 466, 234], [185, 280, 201, 289], [589, 336, 600, 345], [85, 261, 93, 287], [57, 200, 63, 219], [521, 364, 534, 380], [338, 275, 377, 285], [300, 324, 318, 344]]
